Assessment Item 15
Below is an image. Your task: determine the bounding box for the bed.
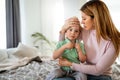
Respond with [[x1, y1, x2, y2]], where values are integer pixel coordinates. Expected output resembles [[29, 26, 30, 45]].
[[0, 43, 120, 80], [0, 57, 59, 80], [0, 58, 120, 80]]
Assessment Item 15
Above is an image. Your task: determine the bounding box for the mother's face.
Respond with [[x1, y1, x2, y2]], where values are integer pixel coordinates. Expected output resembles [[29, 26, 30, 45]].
[[81, 12, 95, 30]]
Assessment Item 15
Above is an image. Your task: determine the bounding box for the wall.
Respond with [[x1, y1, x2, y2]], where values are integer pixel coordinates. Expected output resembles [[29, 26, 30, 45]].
[[0, 0, 6, 49], [20, 0, 86, 46], [63, 0, 85, 20], [20, 0, 41, 46]]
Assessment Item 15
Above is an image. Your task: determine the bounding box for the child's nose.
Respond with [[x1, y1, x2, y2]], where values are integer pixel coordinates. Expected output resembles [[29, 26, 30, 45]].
[[71, 31, 75, 34]]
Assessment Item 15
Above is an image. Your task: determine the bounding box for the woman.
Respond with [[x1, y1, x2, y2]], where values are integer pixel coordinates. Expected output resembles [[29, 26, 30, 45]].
[[59, 0, 120, 80]]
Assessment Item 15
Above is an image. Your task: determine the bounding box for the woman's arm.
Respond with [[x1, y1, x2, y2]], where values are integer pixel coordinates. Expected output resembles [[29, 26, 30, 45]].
[[59, 42, 117, 76], [72, 42, 117, 75], [59, 31, 65, 41]]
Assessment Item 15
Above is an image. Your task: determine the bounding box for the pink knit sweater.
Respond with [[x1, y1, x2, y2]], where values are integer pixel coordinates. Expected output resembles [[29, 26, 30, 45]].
[[71, 29, 117, 76]]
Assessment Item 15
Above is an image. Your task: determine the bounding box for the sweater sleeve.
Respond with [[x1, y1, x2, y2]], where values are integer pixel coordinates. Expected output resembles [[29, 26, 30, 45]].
[[71, 42, 117, 76]]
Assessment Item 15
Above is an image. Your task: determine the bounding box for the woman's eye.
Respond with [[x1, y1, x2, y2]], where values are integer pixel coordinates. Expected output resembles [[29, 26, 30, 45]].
[[83, 19, 86, 20], [82, 18, 86, 20]]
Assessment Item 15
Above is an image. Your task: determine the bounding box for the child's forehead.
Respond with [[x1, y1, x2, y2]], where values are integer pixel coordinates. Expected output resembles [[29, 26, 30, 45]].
[[67, 26, 80, 31]]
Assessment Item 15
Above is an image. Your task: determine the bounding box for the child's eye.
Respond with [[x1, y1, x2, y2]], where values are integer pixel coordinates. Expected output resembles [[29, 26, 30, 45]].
[[75, 31, 78, 32], [69, 28, 72, 31], [75, 30, 79, 33]]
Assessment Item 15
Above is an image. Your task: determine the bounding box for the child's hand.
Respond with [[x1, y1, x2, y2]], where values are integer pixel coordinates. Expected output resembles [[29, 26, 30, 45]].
[[75, 43, 82, 52], [64, 42, 75, 49], [75, 42, 86, 62]]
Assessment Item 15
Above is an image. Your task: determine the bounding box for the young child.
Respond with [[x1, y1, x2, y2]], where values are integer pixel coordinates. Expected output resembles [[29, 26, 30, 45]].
[[45, 17, 87, 80]]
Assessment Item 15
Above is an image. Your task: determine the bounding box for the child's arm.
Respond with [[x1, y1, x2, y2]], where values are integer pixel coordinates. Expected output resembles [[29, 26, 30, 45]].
[[75, 43, 86, 63], [53, 45, 66, 60], [53, 42, 74, 60]]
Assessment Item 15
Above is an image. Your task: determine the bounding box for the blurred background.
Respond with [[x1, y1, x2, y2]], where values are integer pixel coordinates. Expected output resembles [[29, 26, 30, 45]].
[[0, 0, 120, 48]]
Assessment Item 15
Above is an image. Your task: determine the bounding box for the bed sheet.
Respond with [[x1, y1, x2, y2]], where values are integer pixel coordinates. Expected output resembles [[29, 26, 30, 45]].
[[0, 59, 119, 80]]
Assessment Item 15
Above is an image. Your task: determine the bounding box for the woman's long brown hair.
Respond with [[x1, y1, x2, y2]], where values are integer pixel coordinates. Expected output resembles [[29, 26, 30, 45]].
[[80, 0, 120, 56]]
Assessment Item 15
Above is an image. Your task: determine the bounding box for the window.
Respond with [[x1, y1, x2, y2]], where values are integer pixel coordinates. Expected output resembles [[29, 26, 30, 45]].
[[0, 0, 6, 49]]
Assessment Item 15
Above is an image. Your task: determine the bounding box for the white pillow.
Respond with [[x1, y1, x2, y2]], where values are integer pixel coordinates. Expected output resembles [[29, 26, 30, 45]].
[[13, 43, 39, 59], [0, 49, 8, 61], [7, 48, 17, 54]]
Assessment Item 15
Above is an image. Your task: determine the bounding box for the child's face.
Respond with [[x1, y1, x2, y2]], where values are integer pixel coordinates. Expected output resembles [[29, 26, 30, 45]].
[[65, 26, 80, 41]]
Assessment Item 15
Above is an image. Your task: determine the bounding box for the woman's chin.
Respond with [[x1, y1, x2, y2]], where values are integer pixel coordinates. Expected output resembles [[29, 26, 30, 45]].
[[84, 27, 89, 30]]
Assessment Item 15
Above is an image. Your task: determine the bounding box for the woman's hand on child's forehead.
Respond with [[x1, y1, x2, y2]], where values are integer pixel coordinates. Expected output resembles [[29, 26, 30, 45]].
[[66, 16, 79, 21], [60, 16, 80, 33], [65, 17, 80, 24]]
